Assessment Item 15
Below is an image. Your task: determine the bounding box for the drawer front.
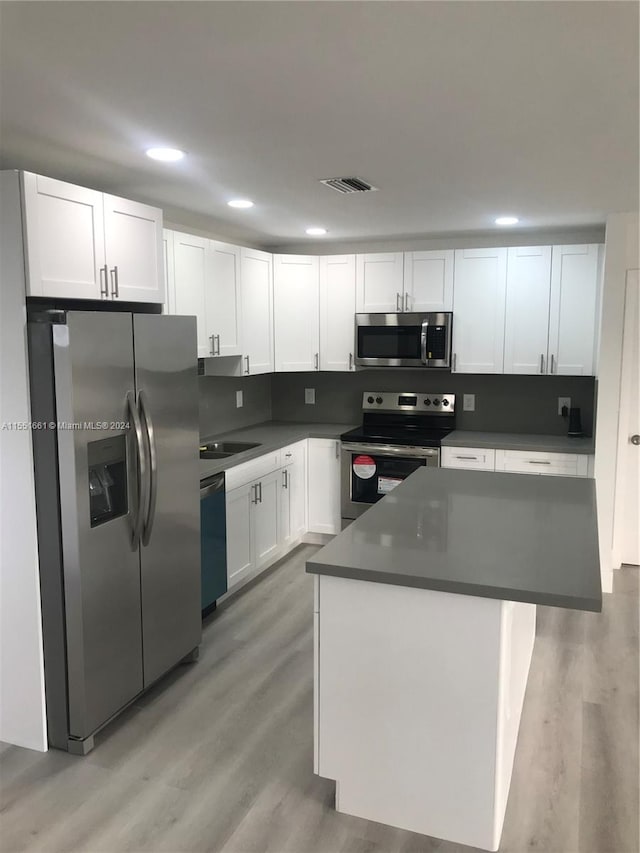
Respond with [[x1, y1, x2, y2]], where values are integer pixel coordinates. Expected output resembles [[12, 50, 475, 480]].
[[495, 449, 589, 477], [280, 439, 307, 468], [225, 450, 281, 490], [441, 446, 496, 471]]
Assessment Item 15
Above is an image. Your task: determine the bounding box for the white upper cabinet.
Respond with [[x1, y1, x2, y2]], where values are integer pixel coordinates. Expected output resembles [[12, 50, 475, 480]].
[[207, 241, 242, 357], [403, 250, 454, 312], [503, 246, 552, 375], [241, 248, 274, 375], [274, 254, 320, 372], [21, 172, 164, 303], [452, 248, 508, 373], [320, 255, 356, 371], [548, 244, 600, 376], [22, 173, 105, 300], [172, 232, 209, 359], [356, 253, 404, 312], [102, 194, 164, 303]]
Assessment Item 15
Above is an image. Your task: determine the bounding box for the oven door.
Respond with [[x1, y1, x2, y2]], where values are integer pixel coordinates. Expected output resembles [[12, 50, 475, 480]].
[[341, 442, 439, 520]]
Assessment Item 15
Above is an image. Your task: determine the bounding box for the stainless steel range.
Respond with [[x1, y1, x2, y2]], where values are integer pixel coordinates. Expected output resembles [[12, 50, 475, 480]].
[[340, 391, 456, 523]]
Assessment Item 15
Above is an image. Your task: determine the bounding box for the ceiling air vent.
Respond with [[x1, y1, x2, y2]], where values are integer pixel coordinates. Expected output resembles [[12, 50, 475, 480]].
[[320, 176, 378, 194]]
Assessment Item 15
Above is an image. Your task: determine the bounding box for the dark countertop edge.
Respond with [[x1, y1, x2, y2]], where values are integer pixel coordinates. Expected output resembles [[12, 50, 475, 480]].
[[200, 421, 355, 480], [305, 560, 603, 613], [441, 431, 595, 454]]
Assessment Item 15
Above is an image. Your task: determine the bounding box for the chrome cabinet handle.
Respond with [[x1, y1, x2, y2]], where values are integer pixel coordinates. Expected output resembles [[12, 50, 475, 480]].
[[349, 352, 353, 371], [631, 435, 640, 446], [285, 452, 292, 458], [282, 470, 288, 489], [138, 390, 158, 547], [215, 334, 221, 355], [126, 391, 148, 550], [456, 455, 478, 460], [540, 354, 545, 374], [251, 484, 258, 504], [335, 441, 339, 459], [244, 355, 250, 374], [396, 292, 402, 311], [452, 352, 457, 372], [209, 334, 216, 356], [550, 354, 555, 374], [99, 265, 109, 298], [110, 266, 119, 298], [404, 292, 409, 311], [258, 481, 262, 503], [314, 352, 319, 370], [529, 460, 551, 465]]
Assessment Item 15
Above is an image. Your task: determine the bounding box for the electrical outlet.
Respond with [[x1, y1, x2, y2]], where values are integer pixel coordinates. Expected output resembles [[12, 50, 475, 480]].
[[558, 396, 571, 416], [463, 394, 475, 412], [305, 388, 316, 405], [236, 390, 243, 408]]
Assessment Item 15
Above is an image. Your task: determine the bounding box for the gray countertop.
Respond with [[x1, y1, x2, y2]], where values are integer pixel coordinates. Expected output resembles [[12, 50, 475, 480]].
[[200, 421, 354, 480], [441, 430, 595, 454], [307, 467, 602, 612]]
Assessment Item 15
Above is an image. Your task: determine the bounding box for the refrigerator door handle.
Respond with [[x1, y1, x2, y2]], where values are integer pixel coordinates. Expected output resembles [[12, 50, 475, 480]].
[[138, 390, 158, 547], [126, 390, 148, 550]]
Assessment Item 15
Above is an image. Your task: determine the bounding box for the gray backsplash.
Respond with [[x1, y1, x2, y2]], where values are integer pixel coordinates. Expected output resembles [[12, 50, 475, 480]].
[[270, 371, 596, 436], [199, 374, 272, 438]]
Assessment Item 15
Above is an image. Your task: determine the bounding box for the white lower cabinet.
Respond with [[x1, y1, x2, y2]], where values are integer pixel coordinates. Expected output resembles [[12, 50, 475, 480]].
[[307, 439, 341, 534], [441, 447, 496, 471], [253, 469, 281, 569], [494, 449, 590, 477], [442, 445, 592, 478], [281, 441, 308, 547], [225, 482, 254, 589]]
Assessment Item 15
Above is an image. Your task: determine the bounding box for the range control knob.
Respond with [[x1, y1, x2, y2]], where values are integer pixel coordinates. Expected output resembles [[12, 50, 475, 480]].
[[376, 396, 383, 404], [442, 399, 449, 406], [424, 398, 431, 406], [367, 396, 375, 404], [433, 398, 440, 405]]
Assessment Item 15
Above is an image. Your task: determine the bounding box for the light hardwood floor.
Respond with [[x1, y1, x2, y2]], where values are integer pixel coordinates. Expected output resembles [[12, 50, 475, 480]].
[[1, 546, 638, 853]]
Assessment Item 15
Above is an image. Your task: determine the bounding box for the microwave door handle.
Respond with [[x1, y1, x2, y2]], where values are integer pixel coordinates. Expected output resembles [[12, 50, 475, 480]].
[[421, 321, 428, 364]]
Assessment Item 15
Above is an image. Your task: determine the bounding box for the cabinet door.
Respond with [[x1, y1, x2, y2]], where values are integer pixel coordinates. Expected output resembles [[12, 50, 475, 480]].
[[280, 441, 308, 546], [103, 194, 164, 303], [548, 245, 600, 376], [253, 470, 281, 569], [504, 246, 552, 375], [274, 254, 320, 372], [21, 172, 105, 299], [241, 248, 274, 375], [208, 241, 242, 357], [452, 248, 507, 373], [404, 250, 454, 312], [356, 253, 404, 312], [226, 482, 254, 589], [173, 232, 209, 359], [307, 439, 341, 534], [320, 255, 356, 371], [162, 229, 175, 314]]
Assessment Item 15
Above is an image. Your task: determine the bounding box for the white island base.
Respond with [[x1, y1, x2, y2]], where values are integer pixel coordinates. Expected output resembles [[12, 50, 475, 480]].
[[313, 574, 536, 852]]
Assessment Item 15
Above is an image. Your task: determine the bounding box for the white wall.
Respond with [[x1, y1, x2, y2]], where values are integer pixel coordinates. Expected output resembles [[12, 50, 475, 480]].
[[0, 171, 48, 751], [594, 211, 640, 593]]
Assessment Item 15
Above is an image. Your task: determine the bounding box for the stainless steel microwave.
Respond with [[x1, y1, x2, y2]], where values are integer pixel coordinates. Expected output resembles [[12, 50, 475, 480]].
[[355, 312, 453, 369]]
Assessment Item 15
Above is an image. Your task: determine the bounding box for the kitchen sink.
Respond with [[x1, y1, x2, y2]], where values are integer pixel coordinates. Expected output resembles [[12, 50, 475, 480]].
[[199, 441, 261, 459]]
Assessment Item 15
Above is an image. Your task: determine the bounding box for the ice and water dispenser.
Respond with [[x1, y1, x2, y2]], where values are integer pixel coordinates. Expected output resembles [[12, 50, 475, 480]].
[[87, 435, 128, 527]]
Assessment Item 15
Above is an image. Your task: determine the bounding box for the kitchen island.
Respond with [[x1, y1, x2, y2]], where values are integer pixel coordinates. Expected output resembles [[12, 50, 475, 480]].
[[306, 467, 601, 852]]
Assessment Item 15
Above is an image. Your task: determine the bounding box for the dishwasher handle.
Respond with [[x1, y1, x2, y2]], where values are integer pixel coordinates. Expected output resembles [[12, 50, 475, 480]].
[[200, 473, 225, 498]]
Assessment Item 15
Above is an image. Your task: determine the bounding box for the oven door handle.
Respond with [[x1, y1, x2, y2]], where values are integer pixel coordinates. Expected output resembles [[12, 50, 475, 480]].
[[341, 442, 439, 459], [421, 319, 429, 364]]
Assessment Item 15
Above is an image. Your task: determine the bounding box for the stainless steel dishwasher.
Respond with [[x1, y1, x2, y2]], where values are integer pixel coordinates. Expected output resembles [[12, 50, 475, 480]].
[[200, 472, 227, 614]]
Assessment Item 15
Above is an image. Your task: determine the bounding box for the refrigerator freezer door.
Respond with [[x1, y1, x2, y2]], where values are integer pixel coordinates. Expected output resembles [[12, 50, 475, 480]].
[[133, 314, 201, 686], [53, 312, 144, 739]]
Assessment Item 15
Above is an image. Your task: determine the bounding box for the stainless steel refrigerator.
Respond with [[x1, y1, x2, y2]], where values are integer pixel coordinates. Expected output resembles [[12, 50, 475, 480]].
[[28, 310, 201, 754]]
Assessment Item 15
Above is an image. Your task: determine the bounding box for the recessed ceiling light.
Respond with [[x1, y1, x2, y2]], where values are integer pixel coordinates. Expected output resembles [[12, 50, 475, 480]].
[[227, 199, 254, 209], [145, 147, 185, 162], [305, 227, 328, 236], [495, 216, 519, 226]]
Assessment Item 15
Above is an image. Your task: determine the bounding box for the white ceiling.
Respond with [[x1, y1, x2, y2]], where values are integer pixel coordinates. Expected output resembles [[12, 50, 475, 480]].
[[0, 1, 637, 248]]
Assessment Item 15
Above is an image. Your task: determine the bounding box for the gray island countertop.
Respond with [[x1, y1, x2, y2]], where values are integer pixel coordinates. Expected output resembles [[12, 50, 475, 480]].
[[307, 467, 602, 612]]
